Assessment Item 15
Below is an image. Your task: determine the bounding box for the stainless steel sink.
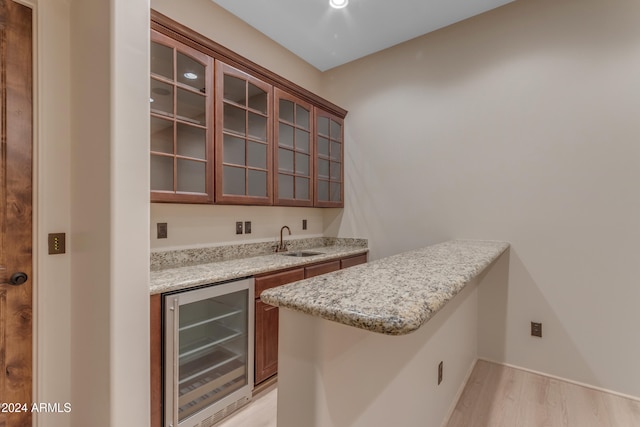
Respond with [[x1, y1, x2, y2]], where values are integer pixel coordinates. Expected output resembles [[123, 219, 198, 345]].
[[279, 251, 323, 257]]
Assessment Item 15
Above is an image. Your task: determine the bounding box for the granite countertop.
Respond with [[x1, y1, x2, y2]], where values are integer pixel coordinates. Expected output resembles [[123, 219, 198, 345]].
[[150, 240, 368, 295], [261, 240, 510, 336]]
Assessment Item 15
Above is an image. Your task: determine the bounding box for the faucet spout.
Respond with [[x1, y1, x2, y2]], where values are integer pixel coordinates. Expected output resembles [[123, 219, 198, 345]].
[[278, 226, 291, 252]]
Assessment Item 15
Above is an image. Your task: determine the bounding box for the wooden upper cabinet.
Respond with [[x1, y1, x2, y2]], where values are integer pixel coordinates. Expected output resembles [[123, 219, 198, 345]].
[[150, 30, 214, 203], [215, 62, 273, 205], [274, 89, 314, 206], [314, 109, 344, 207]]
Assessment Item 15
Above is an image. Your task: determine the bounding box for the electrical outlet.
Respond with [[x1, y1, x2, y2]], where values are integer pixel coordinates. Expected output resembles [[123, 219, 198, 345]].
[[531, 322, 542, 338], [236, 221, 243, 235], [302, 219, 307, 230], [244, 221, 252, 234], [438, 361, 443, 385], [157, 223, 167, 239]]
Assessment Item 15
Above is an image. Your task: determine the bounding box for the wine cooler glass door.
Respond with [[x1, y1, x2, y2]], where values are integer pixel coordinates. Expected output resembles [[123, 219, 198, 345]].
[[165, 278, 254, 427]]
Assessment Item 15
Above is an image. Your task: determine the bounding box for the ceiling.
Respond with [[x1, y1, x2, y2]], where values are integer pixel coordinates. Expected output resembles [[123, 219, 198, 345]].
[[211, 0, 516, 71]]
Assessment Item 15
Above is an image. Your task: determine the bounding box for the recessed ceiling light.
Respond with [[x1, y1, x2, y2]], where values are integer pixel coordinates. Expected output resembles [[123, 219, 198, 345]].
[[329, 0, 348, 9], [183, 72, 198, 80]]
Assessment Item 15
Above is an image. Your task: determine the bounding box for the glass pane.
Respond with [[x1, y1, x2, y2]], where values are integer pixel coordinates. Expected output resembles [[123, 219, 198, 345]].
[[279, 148, 294, 173], [330, 141, 342, 161], [150, 79, 173, 116], [330, 120, 342, 141], [248, 83, 267, 113], [224, 75, 246, 105], [278, 174, 294, 199], [150, 42, 173, 79], [177, 88, 206, 125], [224, 104, 246, 135], [248, 112, 267, 141], [247, 142, 267, 169], [318, 137, 329, 157], [330, 161, 341, 180], [279, 99, 294, 123], [177, 52, 206, 92], [223, 135, 246, 166], [177, 159, 206, 193], [279, 123, 294, 148], [177, 123, 206, 160], [296, 129, 310, 153], [151, 155, 173, 191], [317, 116, 329, 136], [295, 177, 309, 200], [177, 290, 249, 423], [296, 153, 310, 176], [296, 105, 310, 130], [318, 180, 329, 201], [223, 166, 245, 195], [150, 117, 174, 154], [318, 158, 329, 179], [248, 170, 267, 197], [330, 182, 341, 202]]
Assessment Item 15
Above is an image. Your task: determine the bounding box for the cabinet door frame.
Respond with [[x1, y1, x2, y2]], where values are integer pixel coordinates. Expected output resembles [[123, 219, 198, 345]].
[[150, 30, 215, 204], [314, 108, 344, 207], [274, 88, 315, 207], [215, 61, 274, 205]]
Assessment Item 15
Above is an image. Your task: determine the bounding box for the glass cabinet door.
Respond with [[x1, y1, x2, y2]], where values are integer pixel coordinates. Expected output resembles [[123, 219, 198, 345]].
[[215, 62, 272, 204], [150, 30, 213, 203], [274, 89, 313, 206], [315, 109, 344, 207]]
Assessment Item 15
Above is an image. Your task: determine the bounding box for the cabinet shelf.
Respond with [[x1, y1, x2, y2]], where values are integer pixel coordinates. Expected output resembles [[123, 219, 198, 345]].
[[179, 299, 243, 331]]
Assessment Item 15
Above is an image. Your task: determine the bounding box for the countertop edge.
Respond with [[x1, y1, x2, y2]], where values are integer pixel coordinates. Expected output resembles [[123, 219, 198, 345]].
[[149, 246, 369, 295], [261, 240, 510, 335]]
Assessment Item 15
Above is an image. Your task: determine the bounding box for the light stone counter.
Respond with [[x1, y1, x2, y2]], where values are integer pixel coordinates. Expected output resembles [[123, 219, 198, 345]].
[[261, 239, 509, 335], [150, 240, 368, 295]]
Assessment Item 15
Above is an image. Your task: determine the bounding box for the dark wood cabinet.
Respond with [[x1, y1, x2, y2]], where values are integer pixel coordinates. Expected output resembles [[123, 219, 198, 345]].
[[253, 253, 367, 386], [150, 294, 163, 427], [150, 30, 214, 204], [274, 89, 314, 206], [215, 62, 273, 205], [150, 11, 348, 207], [314, 109, 344, 207], [305, 259, 341, 278]]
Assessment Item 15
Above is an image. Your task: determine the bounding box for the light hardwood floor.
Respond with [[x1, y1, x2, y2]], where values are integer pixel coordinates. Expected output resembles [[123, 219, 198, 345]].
[[447, 360, 640, 427], [217, 383, 277, 427], [215, 361, 640, 426]]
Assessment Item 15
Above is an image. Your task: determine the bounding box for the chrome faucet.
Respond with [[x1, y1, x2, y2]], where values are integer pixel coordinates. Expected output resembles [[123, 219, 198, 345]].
[[276, 225, 291, 252]]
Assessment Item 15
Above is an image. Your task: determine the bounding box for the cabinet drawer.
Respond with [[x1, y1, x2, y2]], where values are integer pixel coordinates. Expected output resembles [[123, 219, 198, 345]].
[[305, 260, 341, 278], [340, 253, 368, 269], [255, 268, 305, 297]]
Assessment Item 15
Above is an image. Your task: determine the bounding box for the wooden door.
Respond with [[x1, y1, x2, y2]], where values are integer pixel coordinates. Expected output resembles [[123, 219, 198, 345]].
[[254, 300, 279, 384], [0, 1, 33, 426]]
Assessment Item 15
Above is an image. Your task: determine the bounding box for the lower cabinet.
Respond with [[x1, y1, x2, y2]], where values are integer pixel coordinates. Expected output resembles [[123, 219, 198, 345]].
[[253, 253, 368, 387], [150, 252, 368, 426]]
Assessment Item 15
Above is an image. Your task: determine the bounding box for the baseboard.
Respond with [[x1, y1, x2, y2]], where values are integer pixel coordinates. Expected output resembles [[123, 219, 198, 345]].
[[439, 358, 479, 427], [478, 357, 640, 403]]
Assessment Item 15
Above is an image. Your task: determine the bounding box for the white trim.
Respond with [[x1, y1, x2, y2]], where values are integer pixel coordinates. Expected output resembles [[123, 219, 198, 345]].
[[478, 357, 640, 404], [440, 358, 479, 427]]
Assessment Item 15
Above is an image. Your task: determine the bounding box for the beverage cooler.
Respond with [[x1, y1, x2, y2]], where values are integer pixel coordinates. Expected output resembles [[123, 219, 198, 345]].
[[164, 277, 255, 427]]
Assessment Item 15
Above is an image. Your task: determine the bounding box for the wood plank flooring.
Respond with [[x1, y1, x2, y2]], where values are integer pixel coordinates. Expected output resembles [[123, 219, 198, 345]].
[[447, 360, 640, 427], [215, 361, 640, 426], [217, 383, 277, 427]]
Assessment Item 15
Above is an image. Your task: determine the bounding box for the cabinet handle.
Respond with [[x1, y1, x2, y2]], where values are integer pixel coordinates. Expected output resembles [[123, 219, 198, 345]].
[[172, 298, 179, 427]]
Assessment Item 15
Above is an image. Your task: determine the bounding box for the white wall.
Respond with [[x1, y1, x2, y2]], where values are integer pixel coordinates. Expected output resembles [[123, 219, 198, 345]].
[[278, 280, 480, 427], [150, 0, 331, 250], [69, 0, 150, 426], [35, 1, 71, 425], [323, 0, 640, 397]]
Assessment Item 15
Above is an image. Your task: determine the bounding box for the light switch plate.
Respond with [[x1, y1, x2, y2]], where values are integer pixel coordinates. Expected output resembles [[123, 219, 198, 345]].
[[236, 221, 243, 234], [157, 223, 168, 239], [48, 233, 66, 255]]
